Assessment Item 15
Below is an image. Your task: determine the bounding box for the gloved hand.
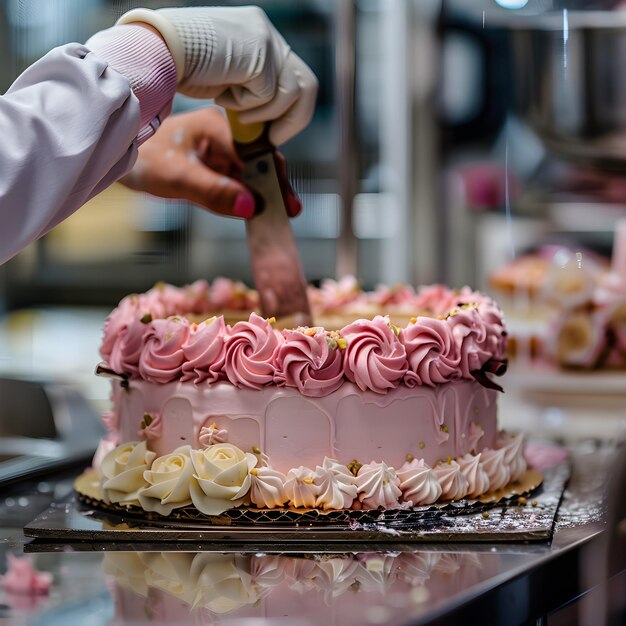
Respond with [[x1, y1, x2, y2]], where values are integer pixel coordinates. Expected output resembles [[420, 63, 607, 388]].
[[117, 6, 318, 145]]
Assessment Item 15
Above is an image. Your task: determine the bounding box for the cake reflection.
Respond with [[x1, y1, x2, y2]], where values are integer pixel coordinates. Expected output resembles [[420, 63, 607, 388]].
[[104, 550, 491, 625]]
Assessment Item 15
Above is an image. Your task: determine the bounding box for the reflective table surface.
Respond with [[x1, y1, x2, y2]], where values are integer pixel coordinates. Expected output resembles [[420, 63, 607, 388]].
[[0, 442, 617, 626]]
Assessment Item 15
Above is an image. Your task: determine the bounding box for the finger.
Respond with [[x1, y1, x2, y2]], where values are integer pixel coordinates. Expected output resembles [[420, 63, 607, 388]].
[[215, 80, 276, 111], [179, 108, 243, 174], [236, 67, 300, 126], [268, 54, 318, 145], [178, 162, 258, 219]]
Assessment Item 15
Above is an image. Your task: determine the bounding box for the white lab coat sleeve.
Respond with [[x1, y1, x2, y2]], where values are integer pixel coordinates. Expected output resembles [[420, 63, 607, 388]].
[[0, 43, 141, 265]]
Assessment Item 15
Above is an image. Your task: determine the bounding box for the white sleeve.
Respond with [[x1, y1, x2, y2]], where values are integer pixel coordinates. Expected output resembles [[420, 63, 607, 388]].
[[0, 43, 141, 265]]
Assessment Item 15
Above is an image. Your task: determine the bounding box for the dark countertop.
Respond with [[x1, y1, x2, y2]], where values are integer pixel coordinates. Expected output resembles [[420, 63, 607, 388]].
[[0, 441, 619, 626]]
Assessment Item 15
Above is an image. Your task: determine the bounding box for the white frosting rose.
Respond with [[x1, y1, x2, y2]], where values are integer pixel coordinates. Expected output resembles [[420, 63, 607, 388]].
[[100, 441, 155, 506], [189, 443, 257, 515], [138, 446, 194, 515]]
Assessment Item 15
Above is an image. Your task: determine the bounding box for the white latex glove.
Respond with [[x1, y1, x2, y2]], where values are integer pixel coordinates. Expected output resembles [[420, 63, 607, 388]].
[[117, 6, 318, 145]]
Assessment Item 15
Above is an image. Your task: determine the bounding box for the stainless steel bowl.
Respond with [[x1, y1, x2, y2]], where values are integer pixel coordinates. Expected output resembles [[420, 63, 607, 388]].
[[512, 11, 626, 169]]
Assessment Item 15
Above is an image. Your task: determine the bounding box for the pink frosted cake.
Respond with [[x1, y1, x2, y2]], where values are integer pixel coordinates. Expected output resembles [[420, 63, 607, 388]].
[[90, 278, 526, 518]]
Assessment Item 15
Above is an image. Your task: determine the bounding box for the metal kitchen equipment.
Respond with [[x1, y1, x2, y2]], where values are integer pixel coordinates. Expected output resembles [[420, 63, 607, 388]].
[[227, 112, 312, 326], [512, 10, 626, 169], [0, 377, 102, 487]]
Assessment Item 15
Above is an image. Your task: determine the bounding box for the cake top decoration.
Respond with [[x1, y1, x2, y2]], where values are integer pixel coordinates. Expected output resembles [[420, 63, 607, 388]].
[[99, 277, 507, 395]]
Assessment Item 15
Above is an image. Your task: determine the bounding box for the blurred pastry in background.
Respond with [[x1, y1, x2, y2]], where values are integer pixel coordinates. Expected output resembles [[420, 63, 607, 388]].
[[489, 221, 626, 371]]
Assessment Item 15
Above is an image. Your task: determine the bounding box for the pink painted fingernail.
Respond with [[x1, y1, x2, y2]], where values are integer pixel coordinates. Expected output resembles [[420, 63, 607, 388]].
[[233, 192, 256, 219], [288, 194, 302, 217]]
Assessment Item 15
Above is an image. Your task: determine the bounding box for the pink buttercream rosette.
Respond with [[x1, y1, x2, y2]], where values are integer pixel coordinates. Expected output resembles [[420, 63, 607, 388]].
[[340, 316, 408, 394], [223, 313, 284, 389], [181, 316, 227, 384], [141, 283, 186, 319], [413, 285, 470, 316], [209, 277, 258, 311], [446, 304, 505, 378], [368, 283, 417, 308], [100, 294, 141, 363], [108, 315, 152, 377], [312, 276, 365, 313], [139, 317, 191, 383], [182, 279, 211, 314], [274, 328, 345, 397], [400, 317, 460, 387], [99, 279, 508, 392]]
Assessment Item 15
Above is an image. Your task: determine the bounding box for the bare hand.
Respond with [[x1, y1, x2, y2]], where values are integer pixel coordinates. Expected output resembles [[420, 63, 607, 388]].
[[121, 108, 257, 218]]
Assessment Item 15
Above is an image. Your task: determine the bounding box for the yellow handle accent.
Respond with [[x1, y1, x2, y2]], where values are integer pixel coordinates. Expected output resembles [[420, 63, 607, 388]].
[[226, 110, 265, 144]]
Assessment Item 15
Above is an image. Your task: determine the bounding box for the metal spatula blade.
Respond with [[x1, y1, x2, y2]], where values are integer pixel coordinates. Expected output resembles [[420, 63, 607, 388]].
[[226, 111, 312, 327]]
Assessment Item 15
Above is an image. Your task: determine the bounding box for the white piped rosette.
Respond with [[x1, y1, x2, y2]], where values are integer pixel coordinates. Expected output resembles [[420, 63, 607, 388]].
[[284, 466, 318, 508], [355, 461, 403, 510], [396, 458, 442, 506], [249, 467, 289, 509], [313, 458, 358, 511], [457, 452, 490, 498], [496, 431, 527, 482], [433, 460, 469, 501]]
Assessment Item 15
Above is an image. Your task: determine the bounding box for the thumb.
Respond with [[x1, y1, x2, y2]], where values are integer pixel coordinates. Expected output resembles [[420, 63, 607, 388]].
[[180, 162, 258, 219]]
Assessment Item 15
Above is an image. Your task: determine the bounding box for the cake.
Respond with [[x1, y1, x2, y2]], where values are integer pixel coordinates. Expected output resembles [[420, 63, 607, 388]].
[[88, 277, 527, 518]]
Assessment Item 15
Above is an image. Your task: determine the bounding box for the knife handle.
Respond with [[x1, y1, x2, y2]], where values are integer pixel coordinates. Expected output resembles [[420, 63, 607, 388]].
[[226, 110, 274, 161]]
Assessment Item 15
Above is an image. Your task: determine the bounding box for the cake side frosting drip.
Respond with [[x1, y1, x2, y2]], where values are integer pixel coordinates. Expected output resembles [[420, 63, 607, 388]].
[[114, 380, 498, 471]]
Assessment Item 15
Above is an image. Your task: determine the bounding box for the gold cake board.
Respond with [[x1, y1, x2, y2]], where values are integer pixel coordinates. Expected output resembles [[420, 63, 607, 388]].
[[22, 465, 569, 545]]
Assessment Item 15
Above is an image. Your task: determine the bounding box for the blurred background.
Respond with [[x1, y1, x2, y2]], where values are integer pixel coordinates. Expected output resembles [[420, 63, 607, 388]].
[[0, 0, 625, 438]]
